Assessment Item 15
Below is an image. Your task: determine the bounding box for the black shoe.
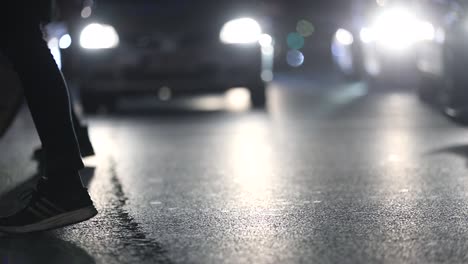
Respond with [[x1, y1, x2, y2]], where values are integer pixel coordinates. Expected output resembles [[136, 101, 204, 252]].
[[0, 180, 97, 234]]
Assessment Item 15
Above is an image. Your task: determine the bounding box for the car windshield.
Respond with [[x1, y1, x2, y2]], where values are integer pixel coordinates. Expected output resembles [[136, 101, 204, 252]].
[[93, 0, 265, 21]]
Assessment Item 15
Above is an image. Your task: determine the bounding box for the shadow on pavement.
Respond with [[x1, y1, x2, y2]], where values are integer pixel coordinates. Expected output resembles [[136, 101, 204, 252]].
[[109, 107, 230, 118], [428, 145, 468, 157], [0, 233, 95, 264], [0, 167, 97, 263], [91, 105, 268, 123], [426, 145, 468, 167]]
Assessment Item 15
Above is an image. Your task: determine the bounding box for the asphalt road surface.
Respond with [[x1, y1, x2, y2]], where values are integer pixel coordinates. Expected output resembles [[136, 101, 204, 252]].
[[2, 73, 468, 263]]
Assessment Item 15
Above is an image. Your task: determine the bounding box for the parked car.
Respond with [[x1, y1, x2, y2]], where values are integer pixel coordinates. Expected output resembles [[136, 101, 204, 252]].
[[58, 0, 274, 112], [331, 0, 434, 85]]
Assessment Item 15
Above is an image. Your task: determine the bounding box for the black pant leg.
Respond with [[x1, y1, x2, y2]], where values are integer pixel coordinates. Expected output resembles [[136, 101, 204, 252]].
[[0, 15, 84, 172]]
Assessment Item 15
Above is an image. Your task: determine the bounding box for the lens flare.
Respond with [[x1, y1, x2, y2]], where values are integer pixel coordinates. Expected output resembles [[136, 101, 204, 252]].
[[59, 34, 72, 49], [296, 20, 315, 37], [81, 6, 92, 18], [287, 32, 305, 50], [287, 50, 304, 67]]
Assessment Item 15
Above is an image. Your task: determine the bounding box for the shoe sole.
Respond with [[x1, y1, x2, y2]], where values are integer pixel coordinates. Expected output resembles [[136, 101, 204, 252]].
[[0, 206, 98, 234], [33, 147, 94, 161]]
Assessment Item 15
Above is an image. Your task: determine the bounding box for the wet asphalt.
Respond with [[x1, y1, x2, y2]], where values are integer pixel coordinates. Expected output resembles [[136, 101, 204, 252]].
[[2, 74, 468, 263]]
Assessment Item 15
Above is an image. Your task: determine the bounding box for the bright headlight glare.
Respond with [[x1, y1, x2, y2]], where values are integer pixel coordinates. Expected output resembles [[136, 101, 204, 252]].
[[360, 27, 375, 44], [335, 28, 354, 45], [370, 8, 435, 50], [80, 23, 119, 49], [220, 18, 262, 44], [417, 21, 436, 41]]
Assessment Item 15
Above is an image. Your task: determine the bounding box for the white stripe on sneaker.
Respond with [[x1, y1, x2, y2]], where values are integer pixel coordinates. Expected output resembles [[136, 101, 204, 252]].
[[39, 197, 66, 213], [34, 202, 58, 216], [27, 206, 47, 219]]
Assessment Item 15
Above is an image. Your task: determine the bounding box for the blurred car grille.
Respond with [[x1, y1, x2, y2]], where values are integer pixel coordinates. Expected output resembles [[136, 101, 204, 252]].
[[91, 65, 218, 81], [122, 31, 216, 50]]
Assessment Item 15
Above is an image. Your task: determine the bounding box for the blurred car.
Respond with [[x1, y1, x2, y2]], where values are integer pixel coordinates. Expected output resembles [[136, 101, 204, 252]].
[[331, 0, 435, 84], [415, 0, 468, 122], [59, 0, 274, 112]]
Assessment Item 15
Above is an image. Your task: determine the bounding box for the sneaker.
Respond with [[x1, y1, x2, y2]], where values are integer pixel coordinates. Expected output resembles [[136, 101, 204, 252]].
[[0, 180, 97, 234]]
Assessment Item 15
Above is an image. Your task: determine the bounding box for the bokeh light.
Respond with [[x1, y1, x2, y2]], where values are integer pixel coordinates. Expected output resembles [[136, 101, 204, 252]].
[[258, 34, 273, 47], [158, 86, 172, 101], [81, 6, 92, 18], [261, 70, 273, 82], [296, 20, 315, 37], [59, 34, 72, 49], [287, 50, 304, 67], [287, 32, 305, 50], [336, 28, 354, 46]]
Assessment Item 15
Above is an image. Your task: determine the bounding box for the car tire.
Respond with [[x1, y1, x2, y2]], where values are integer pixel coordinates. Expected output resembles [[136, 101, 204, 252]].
[[417, 76, 438, 103], [440, 77, 468, 125], [249, 83, 267, 109], [364, 72, 385, 91], [439, 48, 468, 124], [81, 92, 117, 114]]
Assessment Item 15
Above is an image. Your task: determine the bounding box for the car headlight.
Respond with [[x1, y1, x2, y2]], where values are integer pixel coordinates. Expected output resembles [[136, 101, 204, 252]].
[[364, 7, 435, 50], [80, 23, 119, 49], [220, 18, 262, 44], [335, 28, 354, 46]]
